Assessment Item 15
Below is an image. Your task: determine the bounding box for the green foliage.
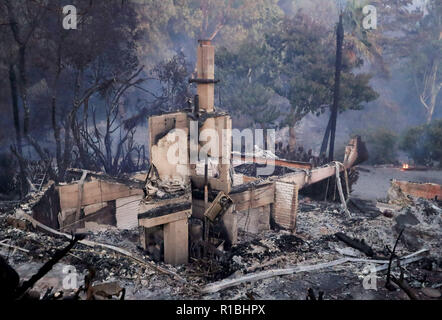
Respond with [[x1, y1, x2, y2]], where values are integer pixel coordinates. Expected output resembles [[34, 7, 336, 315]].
[[216, 41, 280, 127], [339, 72, 379, 112], [356, 128, 398, 164], [341, 0, 387, 73], [270, 14, 378, 124], [229, 81, 279, 129], [135, 0, 283, 62], [400, 119, 442, 167], [265, 14, 334, 124], [216, 12, 378, 128], [390, 0, 442, 123], [276, 13, 378, 123]]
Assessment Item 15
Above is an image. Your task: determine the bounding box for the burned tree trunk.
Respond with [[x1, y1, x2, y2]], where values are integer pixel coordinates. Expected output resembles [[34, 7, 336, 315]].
[[8, 64, 22, 156], [335, 232, 374, 257], [8, 64, 28, 196], [51, 38, 64, 181], [6, 1, 56, 185]]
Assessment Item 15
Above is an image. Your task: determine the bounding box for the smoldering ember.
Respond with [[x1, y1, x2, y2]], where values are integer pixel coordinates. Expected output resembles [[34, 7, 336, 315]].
[[0, 0, 441, 302]]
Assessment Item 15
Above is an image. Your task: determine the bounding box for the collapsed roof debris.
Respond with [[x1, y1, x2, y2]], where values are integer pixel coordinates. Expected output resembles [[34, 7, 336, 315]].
[[1, 40, 441, 301]]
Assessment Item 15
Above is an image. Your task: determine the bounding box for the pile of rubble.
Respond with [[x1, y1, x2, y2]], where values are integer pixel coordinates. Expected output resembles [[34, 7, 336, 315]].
[[1, 187, 441, 300], [199, 194, 441, 300]]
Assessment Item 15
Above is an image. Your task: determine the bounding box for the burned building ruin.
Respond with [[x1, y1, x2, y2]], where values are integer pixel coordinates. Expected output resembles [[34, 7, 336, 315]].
[[8, 40, 369, 266]]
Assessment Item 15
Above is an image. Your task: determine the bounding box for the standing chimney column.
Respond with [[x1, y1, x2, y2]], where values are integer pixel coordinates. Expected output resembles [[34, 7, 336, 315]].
[[196, 40, 215, 112]]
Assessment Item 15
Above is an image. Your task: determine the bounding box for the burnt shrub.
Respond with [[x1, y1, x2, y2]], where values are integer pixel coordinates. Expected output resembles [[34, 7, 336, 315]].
[[400, 119, 442, 167]]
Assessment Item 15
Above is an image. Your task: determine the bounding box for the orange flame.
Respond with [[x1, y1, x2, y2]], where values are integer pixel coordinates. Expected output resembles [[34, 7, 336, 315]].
[[402, 163, 409, 169]]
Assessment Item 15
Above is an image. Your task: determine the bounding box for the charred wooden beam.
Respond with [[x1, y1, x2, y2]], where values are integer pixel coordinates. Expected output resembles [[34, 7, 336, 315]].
[[335, 232, 374, 257], [232, 154, 312, 170], [66, 168, 144, 189], [189, 78, 220, 84], [138, 202, 192, 220]]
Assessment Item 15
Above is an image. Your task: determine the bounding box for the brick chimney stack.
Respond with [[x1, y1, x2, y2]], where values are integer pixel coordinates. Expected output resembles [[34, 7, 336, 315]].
[[195, 40, 215, 112]]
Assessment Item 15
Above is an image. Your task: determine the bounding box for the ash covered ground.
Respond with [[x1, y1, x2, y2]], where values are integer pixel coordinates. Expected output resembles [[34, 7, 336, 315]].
[[1, 166, 441, 300]]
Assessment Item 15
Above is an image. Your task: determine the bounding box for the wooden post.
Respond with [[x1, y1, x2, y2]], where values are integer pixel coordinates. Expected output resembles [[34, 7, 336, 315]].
[[138, 204, 192, 265], [203, 156, 209, 256], [139, 226, 147, 250], [163, 219, 189, 265], [221, 207, 237, 249]]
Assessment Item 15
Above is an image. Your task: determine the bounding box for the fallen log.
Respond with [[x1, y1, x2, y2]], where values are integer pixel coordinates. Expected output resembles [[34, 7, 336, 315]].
[[201, 258, 351, 294], [201, 250, 429, 294], [335, 232, 374, 257]]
